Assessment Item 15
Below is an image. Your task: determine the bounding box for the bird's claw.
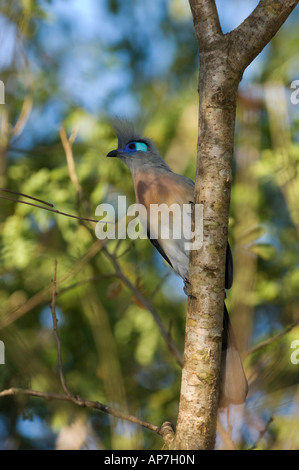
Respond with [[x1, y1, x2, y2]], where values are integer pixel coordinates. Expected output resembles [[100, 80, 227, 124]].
[[183, 280, 197, 299]]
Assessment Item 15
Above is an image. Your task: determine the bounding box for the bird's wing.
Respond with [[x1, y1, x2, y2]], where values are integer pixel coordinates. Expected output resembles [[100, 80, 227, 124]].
[[146, 230, 173, 268], [134, 170, 194, 277], [225, 241, 233, 290], [134, 169, 233, 287]]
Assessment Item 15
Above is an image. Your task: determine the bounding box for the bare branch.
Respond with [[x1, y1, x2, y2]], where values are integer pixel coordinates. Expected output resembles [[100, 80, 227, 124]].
[[1, 231, 182, 367], [56, 274, 118, 297], [247, 320, 299, 356], [188, 0, 222, 48], [248, 417, 273, 450], [102, 246, 184, 367], [0, 388, 161, 436], [173, 0, 298, 450], [150, 272, 171, 300], [229, 0, 299, 71], [0, 193, 103, 224], [60, 125, 91, 218], [159, 421, 175, 449], [59, 126, 83, 197], [0, 188, 54, 207], [0, 240, 107, 329], [217, 417, 237, 450], [0, 261, 167, 440], [50, 259, 75, 401], [11, 96, 33, 139]]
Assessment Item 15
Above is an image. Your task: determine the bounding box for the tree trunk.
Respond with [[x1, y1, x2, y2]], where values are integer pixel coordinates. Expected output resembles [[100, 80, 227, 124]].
[[172, 0, 299, 450]]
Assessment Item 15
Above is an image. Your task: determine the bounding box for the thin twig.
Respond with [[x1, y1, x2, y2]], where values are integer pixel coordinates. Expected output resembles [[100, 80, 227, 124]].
[[0, 240, 108, 329], [248, 417, 273, 450], [11, 94, 33, 139], [59, 126, 82, 196], [113, 237, 125, 256], [247, 320, 299, 356], [0, 387, 161, 436], [0, 260, 164, 438], [60, 125, 90, 217], [0, 188, 54, 207], [114, 245, 133, 260], [56, 274, 118, 297], [50, 259, 74, 401], [102, 246, 184, 367], [217, 417, 237, 450], [0, 194, 106, 224], [151, 272, 171, 300]]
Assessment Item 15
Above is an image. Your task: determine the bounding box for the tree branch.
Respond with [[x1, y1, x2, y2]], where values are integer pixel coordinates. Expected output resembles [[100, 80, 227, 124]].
[[0, 187, 54, 207], [174, 0, 298, 451], [0, 189, 101, 224], [229, 0, 299, 71], [248, 417, 273, 450], [189, 0, 223, 48], [247, 320, 299, 357], [59, 125, 82, 195], [0, 261, 167, 441], [0, 387, 162, 435], [174, 4, 237, 451], [0, 258, 178, 446], [50, 259, 74, 401], [102, 246, 184, 367], [0, 240, 107, 329], [59, 125, 90, 218]]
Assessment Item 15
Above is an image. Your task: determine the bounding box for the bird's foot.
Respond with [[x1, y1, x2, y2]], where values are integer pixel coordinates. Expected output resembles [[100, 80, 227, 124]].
[[183, 280, 197, 299]]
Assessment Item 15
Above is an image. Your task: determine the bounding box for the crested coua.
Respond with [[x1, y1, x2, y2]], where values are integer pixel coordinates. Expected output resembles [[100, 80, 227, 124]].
[[107, 119, 248, 408]]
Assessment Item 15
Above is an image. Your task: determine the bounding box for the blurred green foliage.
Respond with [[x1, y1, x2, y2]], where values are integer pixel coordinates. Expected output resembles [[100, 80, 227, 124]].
[[0, 0, 299, 450]]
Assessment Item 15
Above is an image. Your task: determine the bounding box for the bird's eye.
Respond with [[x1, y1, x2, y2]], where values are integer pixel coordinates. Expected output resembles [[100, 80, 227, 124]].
[[124, 141, 148, 153]]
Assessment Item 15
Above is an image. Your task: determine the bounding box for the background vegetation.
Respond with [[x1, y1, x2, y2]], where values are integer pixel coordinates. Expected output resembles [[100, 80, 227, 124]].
[[0, 0, 299, 450]]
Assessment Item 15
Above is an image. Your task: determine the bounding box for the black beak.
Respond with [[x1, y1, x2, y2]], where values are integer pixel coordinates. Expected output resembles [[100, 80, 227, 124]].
[[106, 149, 119, 158]]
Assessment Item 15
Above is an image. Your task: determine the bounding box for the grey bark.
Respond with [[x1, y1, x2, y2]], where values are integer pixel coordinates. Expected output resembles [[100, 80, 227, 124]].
[[172, 0, 299, 450]]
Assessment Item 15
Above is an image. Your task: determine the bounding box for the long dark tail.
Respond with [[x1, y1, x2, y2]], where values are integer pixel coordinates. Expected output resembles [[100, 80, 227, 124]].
[[219, 304, 248, 408]]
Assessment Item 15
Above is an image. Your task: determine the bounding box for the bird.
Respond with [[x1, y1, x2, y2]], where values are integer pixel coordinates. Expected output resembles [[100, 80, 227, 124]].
[[107, 119, 248, 408]]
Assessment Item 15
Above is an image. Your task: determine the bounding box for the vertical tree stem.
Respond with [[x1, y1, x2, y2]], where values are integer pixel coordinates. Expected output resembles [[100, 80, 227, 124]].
[[173, 0, 299, 450]]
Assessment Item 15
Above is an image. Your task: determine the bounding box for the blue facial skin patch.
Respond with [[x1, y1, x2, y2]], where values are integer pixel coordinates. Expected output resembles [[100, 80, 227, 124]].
[[135, 142, 148, 152], [124, 141, 148, 153]]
